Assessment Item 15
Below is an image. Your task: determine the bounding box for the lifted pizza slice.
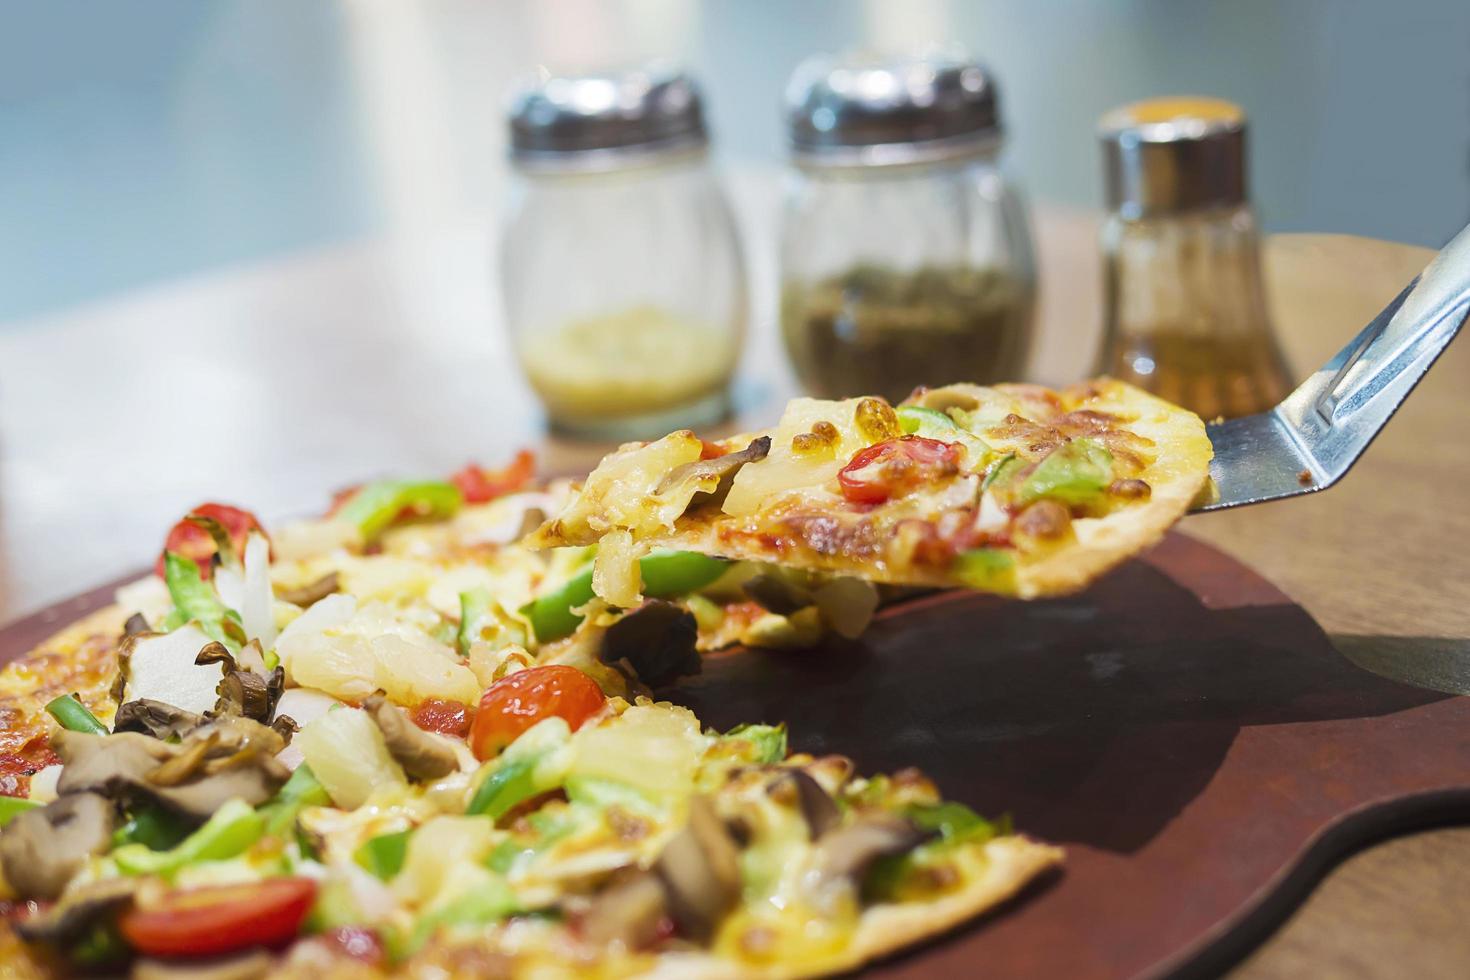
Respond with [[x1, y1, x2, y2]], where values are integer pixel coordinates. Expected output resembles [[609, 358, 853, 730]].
[[529, 378, 1213, 600]]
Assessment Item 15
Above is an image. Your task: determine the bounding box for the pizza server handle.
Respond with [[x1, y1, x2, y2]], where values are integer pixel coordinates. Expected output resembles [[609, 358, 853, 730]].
[[1194, 222, 1470, 511]]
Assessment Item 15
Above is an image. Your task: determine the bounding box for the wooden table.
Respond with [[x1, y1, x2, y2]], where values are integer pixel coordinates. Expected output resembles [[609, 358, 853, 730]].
[[0, 208, 1465, 975]]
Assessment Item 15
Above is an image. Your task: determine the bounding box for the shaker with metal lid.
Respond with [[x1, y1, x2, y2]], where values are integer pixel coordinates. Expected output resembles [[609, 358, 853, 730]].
[[779, 51, 1037, 404], [1095, 97, 1292, 419], [500, 65, 746, 439]]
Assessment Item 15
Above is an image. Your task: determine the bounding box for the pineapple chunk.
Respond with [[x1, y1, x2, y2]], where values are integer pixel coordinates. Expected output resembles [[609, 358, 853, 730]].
[[295, 707, 407, 809], [371, 635, 481, 706], [392, 815, 498, 905], [532, 431, 703, 544], [722, 398, 872, 517], [568, 704, 710, 801]]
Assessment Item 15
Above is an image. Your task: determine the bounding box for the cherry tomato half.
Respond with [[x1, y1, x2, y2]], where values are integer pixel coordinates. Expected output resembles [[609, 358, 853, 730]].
[[154, 503, 267, 579], [469, 665, 606, 761], [119, 877, 316, 959], [451, 450, 536, 505], [837, 437, 962, 505]]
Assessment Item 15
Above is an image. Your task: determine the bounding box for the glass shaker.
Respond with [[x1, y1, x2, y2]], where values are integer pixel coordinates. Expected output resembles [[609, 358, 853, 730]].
[[501, 66, 746, 439], [779, 52, 1037, 405], [1095, 97, 1292, 419]]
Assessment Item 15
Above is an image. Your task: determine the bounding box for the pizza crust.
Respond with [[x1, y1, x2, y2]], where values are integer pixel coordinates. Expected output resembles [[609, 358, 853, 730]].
[[643, 835, 1063, 979]]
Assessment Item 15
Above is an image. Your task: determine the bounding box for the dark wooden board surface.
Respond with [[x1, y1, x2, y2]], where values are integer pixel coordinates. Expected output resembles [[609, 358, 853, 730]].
[[3, 532, 1467, 978], [667, 533, 1470, 978]]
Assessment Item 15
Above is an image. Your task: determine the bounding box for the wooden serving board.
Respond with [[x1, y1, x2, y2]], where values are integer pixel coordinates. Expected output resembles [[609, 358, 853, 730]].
[[667, 533, 1470, 978], [3, 532, 1467, 978]]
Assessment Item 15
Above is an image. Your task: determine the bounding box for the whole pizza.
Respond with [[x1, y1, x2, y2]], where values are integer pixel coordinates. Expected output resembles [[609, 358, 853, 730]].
[[0, 380, 1208, 977]]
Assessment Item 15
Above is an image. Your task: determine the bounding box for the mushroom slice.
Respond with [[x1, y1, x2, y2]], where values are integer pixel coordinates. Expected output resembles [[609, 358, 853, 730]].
[[363, 693, 459, 781], [653, 795, 742, 942], [273, 572, 340, 608], [580, 868, 668, 950], [212, 666, 274, 721], [0, 792, 117, 900], [656, 436, 772, 501], [14, 876, 138, 944], [54, 731, 177, 798], [148, 763, 288, 821], [767, 768, 841, 839], [113, 699, 207, 740], [601, 600, 700, 688], [809, 814, 934, 897], [123, 612, 151, 637]]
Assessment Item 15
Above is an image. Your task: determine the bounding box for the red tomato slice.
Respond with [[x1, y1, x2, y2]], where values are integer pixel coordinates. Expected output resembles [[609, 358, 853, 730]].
[[154, 503, 267, 579], [837, 437, 962, 505], [120, 878, 316, 959], [469, 665, 606, 761], [451, 450, 536, 505], [412, 697, 473, 738]]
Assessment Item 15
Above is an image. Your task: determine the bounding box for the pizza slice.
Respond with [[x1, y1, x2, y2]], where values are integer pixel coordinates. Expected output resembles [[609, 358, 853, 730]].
[[528, 378, 1213, 601]]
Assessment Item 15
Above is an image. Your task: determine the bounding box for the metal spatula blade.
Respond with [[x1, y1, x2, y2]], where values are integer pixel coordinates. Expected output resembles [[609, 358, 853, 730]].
[[1195, 223, 1470, 512]]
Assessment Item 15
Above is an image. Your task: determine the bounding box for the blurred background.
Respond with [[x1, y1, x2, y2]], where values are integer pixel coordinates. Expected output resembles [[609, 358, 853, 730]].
[[2, 0, 1467, 324], [2, 0, 1468, 618]]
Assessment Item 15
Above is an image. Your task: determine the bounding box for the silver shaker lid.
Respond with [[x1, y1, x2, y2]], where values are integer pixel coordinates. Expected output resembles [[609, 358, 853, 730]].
[[1099, 97, 1248, 216], [509, 64, 707, 171], [785, 51, 1003, 168]]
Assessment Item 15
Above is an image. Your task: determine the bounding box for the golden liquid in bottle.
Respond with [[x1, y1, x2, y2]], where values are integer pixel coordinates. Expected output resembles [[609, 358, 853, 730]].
[[1097, 209, 1293, 420]]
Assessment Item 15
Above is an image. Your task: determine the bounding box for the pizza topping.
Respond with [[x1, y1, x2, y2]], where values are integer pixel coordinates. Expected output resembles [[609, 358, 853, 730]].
[[853, 397, 902, 443], [522, 549, 728, 643], [336, 480, 464, 543], [837, 436, 963, 505], [656, 435, 771, 504], [653, 795, 742, 941], [154, 504, 266, 581], [600, 600, 700, 688], [112, 699, 205, 740], [767, 768, 841, 839], [12, 876, 138, 948], [411, 698, 473, 738], [273, 571, 340, 608], [468, 665, 606, 761], [294, 706, 407, 810], [450, 450, 536, 505], [580, 868, 671, 949], [808, 813, 933, 900], [363, 692, 459, 781], [120, 626, 232, 719], [0, 792, 115, 899], [790, 420, 840, 456], [1013, 500, 1073, 543], [119, 878, 317, 958]]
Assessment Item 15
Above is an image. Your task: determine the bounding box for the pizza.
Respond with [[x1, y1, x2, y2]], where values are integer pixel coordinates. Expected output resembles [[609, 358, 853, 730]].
[[0, 452, 1061, 977], [529, 379, 1213, 601]]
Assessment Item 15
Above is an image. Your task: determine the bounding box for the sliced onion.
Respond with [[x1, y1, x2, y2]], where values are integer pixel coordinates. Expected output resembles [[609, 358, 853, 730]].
[[241, 533, 277, 649], [273, 687, 342, 729], [212, 565, 245, 614]]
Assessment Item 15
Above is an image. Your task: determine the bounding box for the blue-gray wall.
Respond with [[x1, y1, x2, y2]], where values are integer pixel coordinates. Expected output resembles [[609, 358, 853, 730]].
[[1, 0, 1465, 323]]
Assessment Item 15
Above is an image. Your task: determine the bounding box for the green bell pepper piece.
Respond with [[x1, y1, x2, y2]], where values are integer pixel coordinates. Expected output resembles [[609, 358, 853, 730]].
[[337, 480, 463, 542], [113, 798, 264, 877], [163, 551, 245, 651], [399, 871, 518, 957], [904, 801, 998, 846], [466, 758, 538, 821], [44, 693, 108, 735], [722, 722, 787, 764], [259, 763, 332, 838], [897, 405, 991, 465], [354, 828, 414, 881], [458, 587, 493, 656], [523, 549, 729, 643], [0, 796, 41, 827], [113, 805, 193, 850], [952, 548, 1017, 593], [1017, 438, 1114, 507]]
